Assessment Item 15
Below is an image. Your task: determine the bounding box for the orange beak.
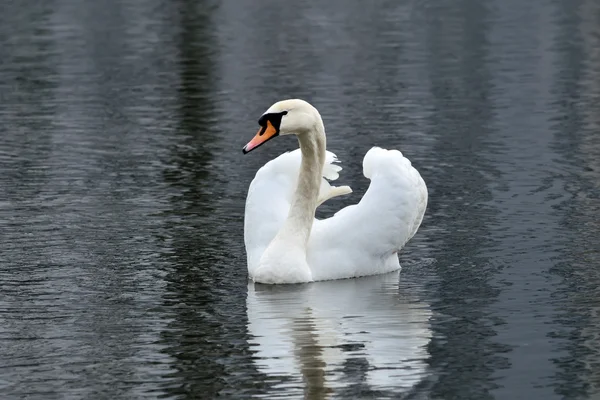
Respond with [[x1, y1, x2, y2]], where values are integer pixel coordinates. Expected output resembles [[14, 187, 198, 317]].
[[243, 120, 279, 154]]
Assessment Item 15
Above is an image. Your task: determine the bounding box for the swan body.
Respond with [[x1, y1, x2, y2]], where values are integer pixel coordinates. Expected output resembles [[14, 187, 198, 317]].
[[243, 99, 427, 284]]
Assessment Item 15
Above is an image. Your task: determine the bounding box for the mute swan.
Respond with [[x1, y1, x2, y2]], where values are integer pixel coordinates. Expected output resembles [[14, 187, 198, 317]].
[[243, 99, 427, 284]]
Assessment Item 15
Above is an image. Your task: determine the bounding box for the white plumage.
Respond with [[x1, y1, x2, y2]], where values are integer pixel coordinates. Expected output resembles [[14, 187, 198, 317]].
[[243, 99, 427, 284]]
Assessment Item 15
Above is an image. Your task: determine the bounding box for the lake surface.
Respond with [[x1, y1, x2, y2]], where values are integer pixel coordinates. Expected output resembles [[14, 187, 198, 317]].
[[1, 0, 599, 399]]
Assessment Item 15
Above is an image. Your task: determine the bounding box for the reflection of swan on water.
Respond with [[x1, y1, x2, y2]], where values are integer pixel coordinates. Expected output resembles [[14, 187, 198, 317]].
[[246, 271, 432, 398]]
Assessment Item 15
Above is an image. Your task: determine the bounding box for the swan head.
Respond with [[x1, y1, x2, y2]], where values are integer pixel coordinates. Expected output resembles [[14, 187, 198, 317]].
[[243, 99, 321, 154]]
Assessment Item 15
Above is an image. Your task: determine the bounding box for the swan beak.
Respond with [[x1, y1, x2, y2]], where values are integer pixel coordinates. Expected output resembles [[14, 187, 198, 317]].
[[243, 120, 279, 154]]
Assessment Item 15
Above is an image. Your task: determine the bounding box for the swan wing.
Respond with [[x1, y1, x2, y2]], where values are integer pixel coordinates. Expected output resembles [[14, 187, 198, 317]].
[[244, 149, 351, 274], [308, 147, 428, 281]]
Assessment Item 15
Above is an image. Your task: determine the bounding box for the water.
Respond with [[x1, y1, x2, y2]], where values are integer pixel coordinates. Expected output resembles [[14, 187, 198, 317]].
[[1, 0, 599, 399]]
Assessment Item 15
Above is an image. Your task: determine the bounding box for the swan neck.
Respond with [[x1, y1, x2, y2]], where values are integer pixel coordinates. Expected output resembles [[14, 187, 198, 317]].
[[279, 122, 326, 247]]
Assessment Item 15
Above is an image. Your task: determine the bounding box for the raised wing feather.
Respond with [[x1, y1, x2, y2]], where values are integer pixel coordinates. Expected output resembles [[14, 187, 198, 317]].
[[307, 147, 427, 281]]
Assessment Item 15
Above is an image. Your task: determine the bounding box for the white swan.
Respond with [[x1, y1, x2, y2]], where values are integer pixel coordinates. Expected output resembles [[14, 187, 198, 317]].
[[243, 99, 427, 284]]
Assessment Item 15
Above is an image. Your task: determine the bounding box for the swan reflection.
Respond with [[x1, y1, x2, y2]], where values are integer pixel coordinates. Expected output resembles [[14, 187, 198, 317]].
[[246, 271, 432, 398]]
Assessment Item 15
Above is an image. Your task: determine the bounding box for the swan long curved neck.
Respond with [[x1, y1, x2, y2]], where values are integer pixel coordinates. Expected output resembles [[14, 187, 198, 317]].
[[278, 121, 326, 248]]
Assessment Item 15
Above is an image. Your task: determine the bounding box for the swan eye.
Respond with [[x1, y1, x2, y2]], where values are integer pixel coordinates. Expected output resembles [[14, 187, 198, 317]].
[[281, 111, 288, 116]]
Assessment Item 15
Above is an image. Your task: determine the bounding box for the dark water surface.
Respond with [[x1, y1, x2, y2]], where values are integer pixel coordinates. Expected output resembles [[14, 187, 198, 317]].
[[1, 0, 599, 399]]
